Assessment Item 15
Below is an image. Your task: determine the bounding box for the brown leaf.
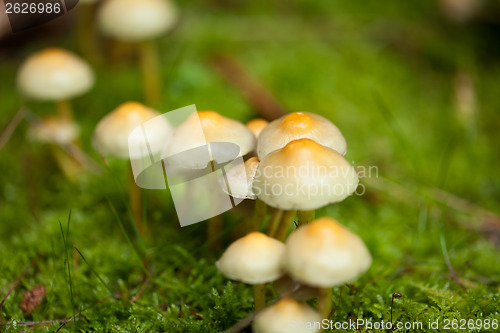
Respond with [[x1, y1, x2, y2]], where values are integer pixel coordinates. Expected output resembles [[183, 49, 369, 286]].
[[20, 284, 46, 315]]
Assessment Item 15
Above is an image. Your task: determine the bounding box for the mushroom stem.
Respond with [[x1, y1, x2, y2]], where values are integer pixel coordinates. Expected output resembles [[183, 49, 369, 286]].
[[208, 214, 223, 250], [267, 209, 283, 237], [254, 284, 266, 311], [50, 145, 81, 180], [138, 40, 161, 106], [297, 210, 315, 225], [77, 5, 100, 65], [129, 167, 143, 236], [251, 199, 268, 232], [317, 287, 333, 319], [56, 100, 73, 121], [275, 210, 297, 241]]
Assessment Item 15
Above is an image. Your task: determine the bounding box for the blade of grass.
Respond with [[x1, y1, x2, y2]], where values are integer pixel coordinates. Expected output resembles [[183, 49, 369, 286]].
[[74, 247, 116, 297], [107, 198, 151, 278], [59, 211, 76, 330]]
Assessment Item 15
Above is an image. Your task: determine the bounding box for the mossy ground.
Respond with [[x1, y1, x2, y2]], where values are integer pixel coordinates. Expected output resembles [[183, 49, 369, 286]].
[[1, 1, 500, 332]]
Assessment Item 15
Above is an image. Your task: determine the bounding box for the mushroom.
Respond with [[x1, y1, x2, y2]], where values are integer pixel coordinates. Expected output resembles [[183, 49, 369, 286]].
[[253, 138, 358, 240], [164, 110, 256, 247], [93, 101, 172, 235], [17, 47, 95, 120], [28, 115, 82, 179], [253, 298, 322, 333], [216, 232, 285, 310], [257, 112, 347, 160], [282, 217, 372, 317], [166, 110, 256, 166], [246, 118, 269, 139], [97, 0, 178, 104]]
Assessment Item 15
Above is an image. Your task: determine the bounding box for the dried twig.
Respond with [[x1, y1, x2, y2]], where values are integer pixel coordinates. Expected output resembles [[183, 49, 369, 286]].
[[0, 108, 26, 151], [129, 276, 151, 304], [211, 54, 287, 120], [0, 261, 33, 314], [54, 297, 110, 332]]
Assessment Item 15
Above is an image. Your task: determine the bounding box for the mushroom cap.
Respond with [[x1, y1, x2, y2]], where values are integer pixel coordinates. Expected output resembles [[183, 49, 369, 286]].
[[165, 111, 256, 168], [97, 0, 178, 42], [93, 101, 171, 159], [17, 48, 94, 101], [257, 112, 347, 160], [246, 118, 268, 139], [223, 157, 260, 199], [253, 138, 358, 210], [216, 232, 285, 284], [28, 116, 80, 145], [282, 217, 372, 288], [253, 298, 322, 333]]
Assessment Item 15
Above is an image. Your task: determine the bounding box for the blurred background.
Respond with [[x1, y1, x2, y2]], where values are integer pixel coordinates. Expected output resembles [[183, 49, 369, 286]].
[[0, 0, 499, 331]]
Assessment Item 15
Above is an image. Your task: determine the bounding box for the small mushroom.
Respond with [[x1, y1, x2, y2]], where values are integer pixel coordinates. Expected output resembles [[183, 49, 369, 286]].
[[93, 101, 172, 235], [246, 118, 269, 139], [282, 217, 372, 317], [253, 138, 358, 240], [28, 116, 80, 146], [253, 298, 322, 333], [166, 111, 256, 167], [97, 0, 178, 104], [28, 116, 82, 179], [257, 112, 346, 160], [17, 47, 95, 120], [216, 232, 285, 310]]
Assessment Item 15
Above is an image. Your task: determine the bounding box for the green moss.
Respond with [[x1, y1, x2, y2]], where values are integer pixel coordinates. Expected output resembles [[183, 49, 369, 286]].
[[0, 0, 499, 332]]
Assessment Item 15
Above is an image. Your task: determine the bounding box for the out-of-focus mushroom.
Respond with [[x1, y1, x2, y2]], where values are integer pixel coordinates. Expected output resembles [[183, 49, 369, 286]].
[[257, 112, 346, 160], [253, 298, 322, 333], [216, 232, 285, 310], [282, 217, 371, 317], [246, 118, 268, 139], [163, 110, 256, 247], [28, 116, 82, 179], [166, 111, 256, 168], [97, 0, 178, 104], [17, 47, 95, 120], [93, 101, 172, 235]]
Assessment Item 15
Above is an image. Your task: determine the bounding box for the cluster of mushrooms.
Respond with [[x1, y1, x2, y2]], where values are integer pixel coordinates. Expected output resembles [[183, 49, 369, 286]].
[[212, 112, 372, 332], [14, 1, 372, 331]]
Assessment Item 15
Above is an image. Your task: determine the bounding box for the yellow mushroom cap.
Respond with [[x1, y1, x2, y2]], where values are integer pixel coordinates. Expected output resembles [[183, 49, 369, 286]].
[[17, 48, 94, 101], [253, 138, 358, 210], [246, 118, 269, 139], [93, 102, 171, 159], [165, 111, 256, 168], [282, 217, 372, 288], [97, 0, 178, 42], [253, 298, 322, 333], [28, 116, 80, 145], [257, 112, 346, 160], [216, 232, 285, 284]]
